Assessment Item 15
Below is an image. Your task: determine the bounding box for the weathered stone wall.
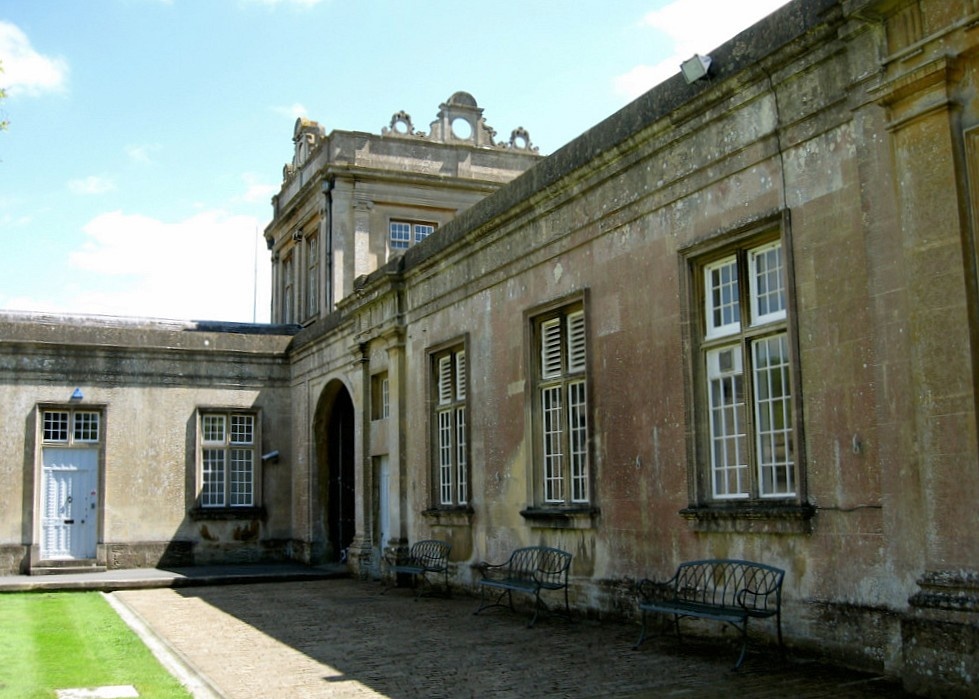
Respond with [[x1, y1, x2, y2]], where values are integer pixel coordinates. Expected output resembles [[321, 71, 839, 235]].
[[0, 314, 297, 573], [287, 1, 979, 694]]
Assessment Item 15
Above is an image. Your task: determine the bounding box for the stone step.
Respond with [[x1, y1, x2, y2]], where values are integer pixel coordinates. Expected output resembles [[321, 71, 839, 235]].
[[30, 560, 107, 576]]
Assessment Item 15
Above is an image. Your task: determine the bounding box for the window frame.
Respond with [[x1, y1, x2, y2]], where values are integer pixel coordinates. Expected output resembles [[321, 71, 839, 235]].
[[429, 340, 469, 509], [527, 295, 593, 510], [371, 372, 390, 421], [282, 252, 295, 324], [389, 219, 437, 252], [685, 220, 807, 517], [196, 409, 261, 511], [40, 407, 104, 447], [306, 232, 319, 320]]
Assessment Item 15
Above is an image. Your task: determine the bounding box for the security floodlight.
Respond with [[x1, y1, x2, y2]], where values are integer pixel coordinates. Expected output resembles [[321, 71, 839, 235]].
[[681, 54, 712, 84]]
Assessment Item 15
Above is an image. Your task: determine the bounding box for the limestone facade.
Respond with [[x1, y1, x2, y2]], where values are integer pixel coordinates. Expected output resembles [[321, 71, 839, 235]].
[[265, 91, 541, 322], [1, 1, 979, 695]]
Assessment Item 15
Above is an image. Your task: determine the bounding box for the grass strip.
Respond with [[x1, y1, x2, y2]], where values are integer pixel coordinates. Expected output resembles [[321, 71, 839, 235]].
[[0, 591, 192, 699]]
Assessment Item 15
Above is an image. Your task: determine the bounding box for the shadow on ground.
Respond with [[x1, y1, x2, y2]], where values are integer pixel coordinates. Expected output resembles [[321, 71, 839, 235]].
[[119, 578, 918, 699]]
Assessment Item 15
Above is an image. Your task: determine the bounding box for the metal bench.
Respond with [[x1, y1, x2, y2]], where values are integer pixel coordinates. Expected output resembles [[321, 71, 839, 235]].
[[474, 545, 573, 628], [382, 539, 452, 598], [634, 558, 785, 669]]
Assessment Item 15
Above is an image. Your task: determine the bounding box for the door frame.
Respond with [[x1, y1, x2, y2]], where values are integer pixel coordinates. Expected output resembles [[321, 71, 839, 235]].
[[33, 404, 105, 565]]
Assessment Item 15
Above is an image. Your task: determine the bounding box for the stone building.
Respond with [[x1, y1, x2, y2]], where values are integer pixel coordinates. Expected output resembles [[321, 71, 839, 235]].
[[265, 91, 541, 323], [1, 1, 978, 695]]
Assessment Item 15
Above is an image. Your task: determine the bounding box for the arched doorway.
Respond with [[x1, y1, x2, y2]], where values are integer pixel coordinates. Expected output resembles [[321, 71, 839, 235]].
[[314, 381, 356, 563]]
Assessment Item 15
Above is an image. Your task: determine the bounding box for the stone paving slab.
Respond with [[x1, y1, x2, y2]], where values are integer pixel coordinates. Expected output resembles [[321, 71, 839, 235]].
[[111, 578, 919, 699]]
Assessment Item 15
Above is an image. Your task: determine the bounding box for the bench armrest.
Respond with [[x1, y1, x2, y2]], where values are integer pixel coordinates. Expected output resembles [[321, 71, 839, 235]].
[[636, 576, 676, 604], [475, 560, 510, 580], [736, 584, 781, 612]]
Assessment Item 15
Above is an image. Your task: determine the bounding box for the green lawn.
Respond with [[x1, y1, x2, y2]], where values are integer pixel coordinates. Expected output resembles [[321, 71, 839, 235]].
[[0, 591, 192, 699]]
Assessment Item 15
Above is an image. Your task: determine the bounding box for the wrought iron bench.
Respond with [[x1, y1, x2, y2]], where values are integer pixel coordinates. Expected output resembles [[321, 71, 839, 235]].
[[634, 558, 785, 669], [474, 545, 573, 628], [382, 539, 452, 598]]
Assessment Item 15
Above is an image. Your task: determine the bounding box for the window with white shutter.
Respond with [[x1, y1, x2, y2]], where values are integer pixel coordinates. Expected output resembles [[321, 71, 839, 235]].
[[432, 345, 468, 507], [533, 302, 590, 506]]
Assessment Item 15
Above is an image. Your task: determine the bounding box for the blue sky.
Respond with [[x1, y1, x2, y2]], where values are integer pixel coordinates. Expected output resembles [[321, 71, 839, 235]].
[[0, 0, 789, 323]]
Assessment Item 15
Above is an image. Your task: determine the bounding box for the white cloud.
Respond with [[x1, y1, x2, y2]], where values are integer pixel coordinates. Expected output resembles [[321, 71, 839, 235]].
[[67, 210, 271, 322], [614, 0, 791, 99], [0, 21, 69, 97], [126, 143, 162, 165], [238, 172, 279, 204], [272, 102, 308, 120], [68, 176, 116, 195]]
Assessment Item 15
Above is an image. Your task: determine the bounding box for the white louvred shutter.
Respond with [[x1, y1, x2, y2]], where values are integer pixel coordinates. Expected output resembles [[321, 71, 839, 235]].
[[438, 355, 452, 405], [455, 351, 466, 400], [567, 310, 586, 372], [541, 318, 563, 379]]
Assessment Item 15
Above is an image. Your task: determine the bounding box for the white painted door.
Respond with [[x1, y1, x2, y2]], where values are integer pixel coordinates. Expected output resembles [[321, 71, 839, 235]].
[[41, 448, 98, 560]]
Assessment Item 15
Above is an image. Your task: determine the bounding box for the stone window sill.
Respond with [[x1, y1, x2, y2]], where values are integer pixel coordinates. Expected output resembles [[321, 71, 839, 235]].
[[422, 506, 473, 527], [520, 506, 600, 530], [679, 502, 815, 534], [189, 506, 267, 521]]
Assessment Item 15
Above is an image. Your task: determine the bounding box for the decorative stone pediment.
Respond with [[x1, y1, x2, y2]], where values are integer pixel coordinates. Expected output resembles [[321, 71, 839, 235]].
[[289, 117, 326, 172], [427, 91, 496, 146], [379, 92, 537, 152]]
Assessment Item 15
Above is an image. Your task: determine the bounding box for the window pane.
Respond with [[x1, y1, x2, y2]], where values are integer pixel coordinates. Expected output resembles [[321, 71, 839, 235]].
[[43, 411, 69, 442], [230, 448, 254, 506], [72, 412, 100, 442], [568, 381, 588, 502], [707, 348, 748, 498], [438, 410, 453, 505], [542, 386, 564, 502], [413, 224, 435, 243], [750, 242, 786, 324], [230, 415, 254, 445], [202, 415, 225, 443], [202, 449, 225, 507], [705, 257, 740, 337], [456, 406, 468, 504], [390, 222, 411, 249], [753, 334, 794, 496]]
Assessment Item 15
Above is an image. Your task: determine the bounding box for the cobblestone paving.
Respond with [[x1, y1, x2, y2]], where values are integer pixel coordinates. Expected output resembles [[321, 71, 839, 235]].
[[112, 579, 918, 699]]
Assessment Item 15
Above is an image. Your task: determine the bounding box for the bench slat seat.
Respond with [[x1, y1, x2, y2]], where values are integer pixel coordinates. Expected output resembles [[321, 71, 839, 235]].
[[382, 539, 451, 598], [474, 545, 573, 628], [634, 558, 785, 669]]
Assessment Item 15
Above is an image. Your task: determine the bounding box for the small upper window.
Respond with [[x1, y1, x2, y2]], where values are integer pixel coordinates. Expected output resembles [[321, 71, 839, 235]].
[[390, 221, 436, 251], [42, 410, 101, 444]]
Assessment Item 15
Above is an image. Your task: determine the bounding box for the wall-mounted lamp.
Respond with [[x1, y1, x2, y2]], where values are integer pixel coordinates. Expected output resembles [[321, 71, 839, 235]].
[[681, 54, 712, 84], [70, 388, 84, 401], [262, 450, 280, 464]]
